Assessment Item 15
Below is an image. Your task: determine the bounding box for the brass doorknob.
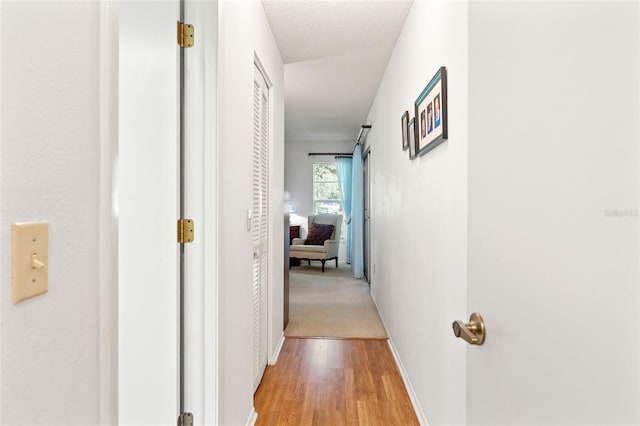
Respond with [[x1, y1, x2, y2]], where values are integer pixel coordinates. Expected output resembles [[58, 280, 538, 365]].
[[452, 312, 486, 345]]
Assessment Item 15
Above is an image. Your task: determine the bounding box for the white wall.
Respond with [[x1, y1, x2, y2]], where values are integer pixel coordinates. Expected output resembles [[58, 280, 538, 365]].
[[0, 1, 102, 424], [285, 140, 353, 260], [218, 0, 284, 423], [365, 1, 468, 424]]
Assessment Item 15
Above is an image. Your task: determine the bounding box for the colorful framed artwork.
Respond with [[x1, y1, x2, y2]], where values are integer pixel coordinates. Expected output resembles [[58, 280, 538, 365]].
[[415, 66, 448, 156]]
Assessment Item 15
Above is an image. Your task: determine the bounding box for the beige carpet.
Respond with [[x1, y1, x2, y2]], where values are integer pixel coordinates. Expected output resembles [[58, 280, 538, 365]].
[[285, 263, 387, 339]]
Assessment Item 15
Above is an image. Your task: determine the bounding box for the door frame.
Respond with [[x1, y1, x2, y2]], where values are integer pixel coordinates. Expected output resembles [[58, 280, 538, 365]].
[[254, 52, 284, 374], [363, 146, 371, 284], [98, 1, 119, 424], [251, 58, 272, 391], [199, 2, 220, 424], [183, 0, 220, 424]]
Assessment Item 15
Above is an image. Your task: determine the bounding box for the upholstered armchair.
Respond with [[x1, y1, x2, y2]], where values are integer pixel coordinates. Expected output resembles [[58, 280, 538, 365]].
[[290, 214, 342, 272]]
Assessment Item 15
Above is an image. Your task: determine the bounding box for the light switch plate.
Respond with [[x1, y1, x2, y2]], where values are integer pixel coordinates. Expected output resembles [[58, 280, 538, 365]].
[[11, 222, 48, 304]]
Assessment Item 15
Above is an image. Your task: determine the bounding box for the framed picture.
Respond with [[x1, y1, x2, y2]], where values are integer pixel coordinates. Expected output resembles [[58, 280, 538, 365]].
[[408, 117, 417, 159], [415, 66, 448, 156], [401, 111, 409, 151]]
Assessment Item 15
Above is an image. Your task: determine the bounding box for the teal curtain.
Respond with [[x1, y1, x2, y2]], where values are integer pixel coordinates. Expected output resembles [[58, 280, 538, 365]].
[[351, 144, 364, 278], [336, 157, 353, 264]]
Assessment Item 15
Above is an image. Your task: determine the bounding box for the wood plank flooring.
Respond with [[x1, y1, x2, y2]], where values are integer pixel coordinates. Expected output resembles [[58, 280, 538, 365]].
[[254, 338, 419, 425]]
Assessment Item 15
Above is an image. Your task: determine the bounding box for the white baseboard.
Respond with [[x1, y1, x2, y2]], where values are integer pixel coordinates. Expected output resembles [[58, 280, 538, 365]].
[[269, 333, 285, 365], [371, 295, 430, 426], [386, 338, 430, 426], [246, 407, 258, 426]]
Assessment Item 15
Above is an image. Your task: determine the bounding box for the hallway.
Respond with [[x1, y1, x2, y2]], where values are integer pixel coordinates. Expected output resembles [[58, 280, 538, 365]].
[[254, 338, 418, 425], [0, 0, 638, 424]]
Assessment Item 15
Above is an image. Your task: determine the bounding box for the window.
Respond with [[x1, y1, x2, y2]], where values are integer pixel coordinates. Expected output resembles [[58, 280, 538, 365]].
[[313, 162, 342, 214]]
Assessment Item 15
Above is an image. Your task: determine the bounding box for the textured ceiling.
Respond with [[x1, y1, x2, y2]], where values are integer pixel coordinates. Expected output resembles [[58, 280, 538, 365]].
[[262, 0, 413, 142]]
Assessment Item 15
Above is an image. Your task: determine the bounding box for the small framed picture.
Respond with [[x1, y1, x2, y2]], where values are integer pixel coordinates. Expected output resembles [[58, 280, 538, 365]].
[[415, 66, 448, 156], [408, 118, 417, 159], [401, 111, 409, 151]]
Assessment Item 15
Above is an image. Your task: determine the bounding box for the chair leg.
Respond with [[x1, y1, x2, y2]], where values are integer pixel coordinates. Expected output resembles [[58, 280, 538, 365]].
[[321, 260, 326, 272], [308, 260, 311, 266], [335, 258, 338, 268]]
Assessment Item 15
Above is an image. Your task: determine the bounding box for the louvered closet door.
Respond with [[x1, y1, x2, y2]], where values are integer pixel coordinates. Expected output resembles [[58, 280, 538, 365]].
[[252, 64, 269, 391]]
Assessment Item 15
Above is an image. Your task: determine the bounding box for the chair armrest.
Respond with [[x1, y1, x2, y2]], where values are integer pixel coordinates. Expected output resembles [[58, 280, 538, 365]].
[[292, 238, 306, 245], [323, 239, 338, 247], [323, 239, 339, 257]]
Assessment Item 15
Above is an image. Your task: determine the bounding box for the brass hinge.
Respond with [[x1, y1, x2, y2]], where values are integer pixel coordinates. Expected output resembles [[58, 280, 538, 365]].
[[177, 21, 194, 48], [177, 219, 194, 243], [177, 412, 193, 426]]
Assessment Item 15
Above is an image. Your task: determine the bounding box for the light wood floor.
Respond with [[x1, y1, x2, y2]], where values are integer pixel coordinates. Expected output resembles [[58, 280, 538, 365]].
[[254, 338, 419, 425]]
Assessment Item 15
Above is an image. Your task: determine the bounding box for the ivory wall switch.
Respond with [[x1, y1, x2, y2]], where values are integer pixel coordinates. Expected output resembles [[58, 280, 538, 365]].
[[11, 222, 48, 304]]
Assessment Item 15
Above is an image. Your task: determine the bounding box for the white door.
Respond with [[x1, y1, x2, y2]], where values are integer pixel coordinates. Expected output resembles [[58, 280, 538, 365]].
[[466, 2, 639, 424], [119, 1, 180, 424], [252, 63, 270, 390], [119, 0, 214, 424]]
